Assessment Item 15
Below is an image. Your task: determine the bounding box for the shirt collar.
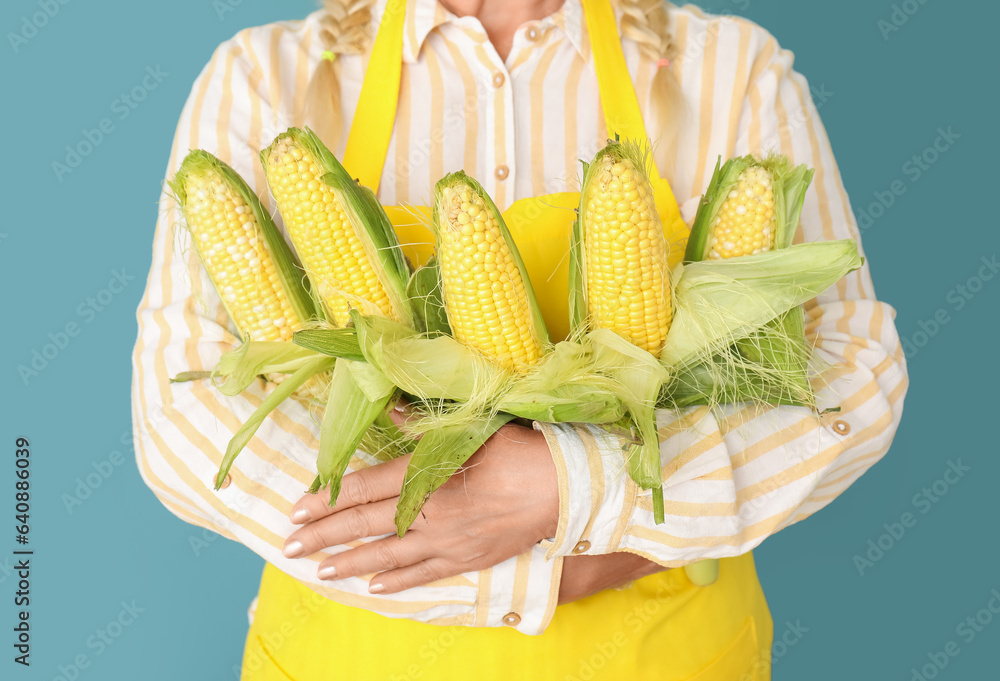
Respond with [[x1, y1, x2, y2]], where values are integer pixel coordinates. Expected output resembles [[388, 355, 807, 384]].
[[374, 0, 588, 64], [551, 0, 586, 59]]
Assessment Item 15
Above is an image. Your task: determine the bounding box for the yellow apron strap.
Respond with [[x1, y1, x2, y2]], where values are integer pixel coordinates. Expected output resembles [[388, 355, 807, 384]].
[[581, 0, 687, 263], [580, 0, 659, 182], [341, 0, 407, 192]]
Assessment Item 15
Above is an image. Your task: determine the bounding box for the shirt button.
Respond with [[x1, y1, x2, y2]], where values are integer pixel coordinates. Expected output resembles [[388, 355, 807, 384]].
[[832, 420, 851, 435], [494, 164, 509, 180], [525, 25, 541, 41], [502, 612, 522, 626], [217, 473, 232, 489], [572, 540, 591, 554], [492, 71, 505, 88]]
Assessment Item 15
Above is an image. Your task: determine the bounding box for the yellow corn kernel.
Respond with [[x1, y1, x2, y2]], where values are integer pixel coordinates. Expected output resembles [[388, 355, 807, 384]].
[[707, 165, 776, 260], [583, 153, 672, 357], [178, 168, 300, 342], [437, 184, 543, 373], [263, 137, 394, 326]]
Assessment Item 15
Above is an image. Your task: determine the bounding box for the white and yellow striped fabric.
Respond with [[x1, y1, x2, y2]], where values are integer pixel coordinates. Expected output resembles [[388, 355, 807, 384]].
[[131, 0, 907, 635]]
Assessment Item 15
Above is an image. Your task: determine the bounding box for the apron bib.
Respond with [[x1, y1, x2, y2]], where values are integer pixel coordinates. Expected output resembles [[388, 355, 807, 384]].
[[242, 1, 773, 678]]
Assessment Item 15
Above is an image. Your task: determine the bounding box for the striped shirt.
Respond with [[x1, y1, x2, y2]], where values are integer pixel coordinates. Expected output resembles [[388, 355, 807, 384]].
[[131, 0, 908, 635]]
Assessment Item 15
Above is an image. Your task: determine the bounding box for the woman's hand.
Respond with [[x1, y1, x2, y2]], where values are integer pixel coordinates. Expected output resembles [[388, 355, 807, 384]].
[[558, 553, 669, 605], [283, 422, 559, 594]]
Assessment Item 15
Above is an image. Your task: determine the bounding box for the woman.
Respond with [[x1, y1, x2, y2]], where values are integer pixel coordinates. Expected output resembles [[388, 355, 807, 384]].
[[132, 0, 908, 678]]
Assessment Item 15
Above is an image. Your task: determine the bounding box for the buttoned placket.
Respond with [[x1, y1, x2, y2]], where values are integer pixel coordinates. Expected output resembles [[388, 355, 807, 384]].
[[443, 16, 560, 211]]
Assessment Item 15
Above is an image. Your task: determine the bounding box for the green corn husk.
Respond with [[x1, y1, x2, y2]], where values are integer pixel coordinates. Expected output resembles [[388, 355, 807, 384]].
[[350, 311, 496, 403], [394, 413, 515, 535], [407, 257, 451, 336], [215, 356, 336, 489], [341, 310, 623, 426], [660, 240, 863, 406], [662, 241, 862, 368], [316, 359, 397, 504], [366, 408, 419, 462], [306, 404, 417, 495], [292, 328, 366, 362], [684, 558, 721, 586], [588, 329, 670, 521], [680, 154, 816, 407], [214, 342, 327, 397]]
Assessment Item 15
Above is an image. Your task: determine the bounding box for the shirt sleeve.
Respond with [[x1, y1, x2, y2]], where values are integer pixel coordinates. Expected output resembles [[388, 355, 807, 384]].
[[537, 23, 909, 565], [130, 23, 561, 634]]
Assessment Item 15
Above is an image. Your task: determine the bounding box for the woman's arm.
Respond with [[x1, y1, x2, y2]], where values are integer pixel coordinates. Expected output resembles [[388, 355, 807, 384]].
[[132, 19, 561, 634], [537, 19, 908, 566]]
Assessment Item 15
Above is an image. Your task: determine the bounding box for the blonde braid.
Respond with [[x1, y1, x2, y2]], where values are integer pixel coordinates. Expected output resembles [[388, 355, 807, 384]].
[[305, 0, 378, 151], [615, 0, 682, 180], [320, 0, 377, 53]]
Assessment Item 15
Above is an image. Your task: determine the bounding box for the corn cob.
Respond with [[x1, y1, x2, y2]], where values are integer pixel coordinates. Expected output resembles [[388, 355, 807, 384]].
[[433, 172, 548, 373], [262, 128, 416, 504], [261, 128, 410, 328], [682, 154, 815, 407], [170, 150, 326, 489], [577, 141, 672, 357], [170, 150, 315, 343], [686, 155, 813, 262], [567, 140, 674, 525], [705, 165, 776, 259], [374, 173, 549, 533]]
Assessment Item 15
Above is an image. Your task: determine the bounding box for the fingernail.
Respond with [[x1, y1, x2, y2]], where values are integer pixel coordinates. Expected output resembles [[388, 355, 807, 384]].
[[291, 508, 311, 524], [283, 540, 304, 558], [318, 565, 337, 580], [369, 582, 385, 594], [393, 403, 406, 413]]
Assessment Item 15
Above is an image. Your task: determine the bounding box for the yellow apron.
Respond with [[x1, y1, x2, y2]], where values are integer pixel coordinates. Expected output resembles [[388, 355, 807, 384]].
[[242, 0, 773, 678]]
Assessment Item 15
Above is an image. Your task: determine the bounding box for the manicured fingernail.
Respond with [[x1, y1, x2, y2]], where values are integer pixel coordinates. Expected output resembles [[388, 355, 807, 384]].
[[283, 540, 304, 558], [369, 582, 385, 594], [318, 565, 337, 580], [291, 508, 311, 524]]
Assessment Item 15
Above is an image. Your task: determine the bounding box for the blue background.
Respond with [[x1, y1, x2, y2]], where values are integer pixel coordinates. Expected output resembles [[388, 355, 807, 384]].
[[1, 0, 995, 679]]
